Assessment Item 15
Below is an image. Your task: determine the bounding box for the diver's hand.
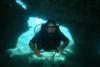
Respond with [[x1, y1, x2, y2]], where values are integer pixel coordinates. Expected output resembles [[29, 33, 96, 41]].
[[34, 49, 41, 57], [57, 46, 64, 52]]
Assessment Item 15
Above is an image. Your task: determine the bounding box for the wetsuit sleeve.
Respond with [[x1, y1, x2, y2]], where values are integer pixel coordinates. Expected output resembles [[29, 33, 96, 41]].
[[56, 25, 69, 42], [60, 31, 69, 44], [30, 32, 41, 44]]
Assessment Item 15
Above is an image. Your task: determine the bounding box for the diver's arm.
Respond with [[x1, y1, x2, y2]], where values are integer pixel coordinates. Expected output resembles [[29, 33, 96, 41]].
[[57, 41, 68, 52], [29, 41, 35, 50], [29, 42, 41, 56], [62, 41, 68, 49], [57, 32, 69, 51]]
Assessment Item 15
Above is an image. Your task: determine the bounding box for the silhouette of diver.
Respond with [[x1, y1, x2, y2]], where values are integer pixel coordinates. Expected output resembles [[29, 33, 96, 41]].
[[29, 20, 69, 56]]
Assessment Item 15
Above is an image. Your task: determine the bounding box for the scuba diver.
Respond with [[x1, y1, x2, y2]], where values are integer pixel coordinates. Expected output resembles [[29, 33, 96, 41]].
[[29, 20, 69, 56]]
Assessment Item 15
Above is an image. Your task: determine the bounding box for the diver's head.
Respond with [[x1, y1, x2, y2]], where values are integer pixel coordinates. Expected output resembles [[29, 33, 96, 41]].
[[46, 20, 57, 34]]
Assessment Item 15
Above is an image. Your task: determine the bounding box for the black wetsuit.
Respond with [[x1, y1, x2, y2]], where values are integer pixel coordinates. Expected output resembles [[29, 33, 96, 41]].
[[30, 24, 69, 51]]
